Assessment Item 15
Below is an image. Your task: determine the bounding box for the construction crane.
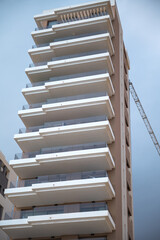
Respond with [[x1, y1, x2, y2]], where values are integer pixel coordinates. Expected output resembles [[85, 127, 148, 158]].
[[129, 80, 160, 156]]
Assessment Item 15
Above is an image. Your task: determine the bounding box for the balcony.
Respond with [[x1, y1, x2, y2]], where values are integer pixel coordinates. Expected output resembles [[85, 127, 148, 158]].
[[128, 216, 134, 239], [128, 216, 134, 240], [125, 125, 130, 147], [125, 106, 129, 127], [127, 167, 132, 191], [22, 72, 114, 105], [34, 0, 114, 30], [0, 202, 115, 239], [19, 93, 115, 127], [32, 15, 114, 46], [14, 118, 115, 152], [6, 176, 115, 208], [32, 30, 107, 48], [11, 170, 108, 187], [10, 143, 115, 179], [29, 33, 114, 64], [25, 51, 114, 82], [25, 69, 108, 87], [124, 89, 129, 108], [21, 91, 110, 109], [126, 145, 131, 168], [127, 190, 133, 216], [29, 50, 109, 68], [124, 72, 129, 91], [18, 116, 109, 133]]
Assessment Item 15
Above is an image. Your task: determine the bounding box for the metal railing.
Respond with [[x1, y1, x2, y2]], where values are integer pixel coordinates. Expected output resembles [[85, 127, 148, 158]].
[[81, 238, 107, 240], [14, 141, 107, 159]]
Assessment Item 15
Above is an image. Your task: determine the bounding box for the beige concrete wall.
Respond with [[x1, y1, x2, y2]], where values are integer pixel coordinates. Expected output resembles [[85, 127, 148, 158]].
[[107, 2, 134, 240]]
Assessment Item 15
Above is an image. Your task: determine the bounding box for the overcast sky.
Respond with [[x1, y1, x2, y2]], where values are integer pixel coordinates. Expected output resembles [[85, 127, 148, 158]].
[[0, 0, 160, 239]]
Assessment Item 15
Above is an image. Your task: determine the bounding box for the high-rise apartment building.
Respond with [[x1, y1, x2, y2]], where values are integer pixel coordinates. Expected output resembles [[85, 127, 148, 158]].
[[0, 1, 134, 240], [0, 151, 17, 240]]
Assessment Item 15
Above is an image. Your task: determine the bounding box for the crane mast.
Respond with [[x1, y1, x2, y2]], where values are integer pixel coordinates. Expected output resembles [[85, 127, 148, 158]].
[[129, 80, 160, 156]]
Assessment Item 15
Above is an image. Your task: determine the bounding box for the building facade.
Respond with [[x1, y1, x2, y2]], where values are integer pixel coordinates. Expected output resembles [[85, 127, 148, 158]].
[[0, 1, 134, 240], [0, 151, 17, 240]]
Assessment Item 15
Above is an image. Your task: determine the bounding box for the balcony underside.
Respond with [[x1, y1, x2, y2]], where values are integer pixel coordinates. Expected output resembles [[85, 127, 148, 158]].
[[19, 96, 115, 127], [0, 211, 115, 239], [5, 177, 115, 208], [29, 33, 114, 63], [22, 73, 114, 104], [25, 52, 114, 82], [14, 121, 115, 152], [10, 147, 115, 179], [32, 16, 114, 45]]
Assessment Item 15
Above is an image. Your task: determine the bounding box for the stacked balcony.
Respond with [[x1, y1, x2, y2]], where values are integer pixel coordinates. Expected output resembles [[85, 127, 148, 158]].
[[0, 1, 116, 239], [6, 170, 115, 208]]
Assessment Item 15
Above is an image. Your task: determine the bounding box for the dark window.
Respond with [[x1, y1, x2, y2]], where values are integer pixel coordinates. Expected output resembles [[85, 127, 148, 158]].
[[2, 188, 5, 196], [125, 116, 129, 127], [127, 183, 131, 191], [47, 20, 58, 28], [80, 202, 107, 212], [79, 237, 107, 240], [126, 159, 130, 168], [124, 79, 128, 91], [125, 97, 128, 109], [124, 64, 128, 75], [0, 185, 5, 197], [0, 205, 3, 220], [128, 208, 132, 217], [126, 137, 129, 147]]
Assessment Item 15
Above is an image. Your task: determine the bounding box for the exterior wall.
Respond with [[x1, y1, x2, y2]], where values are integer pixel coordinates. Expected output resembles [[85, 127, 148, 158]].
[[124, 47, 134, 240], [0, 151, 17, 240], [107, 3, 134, 240]]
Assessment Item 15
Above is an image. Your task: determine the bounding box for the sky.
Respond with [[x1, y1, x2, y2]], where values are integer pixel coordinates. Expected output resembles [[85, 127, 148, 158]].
[[0, 0, 160, 239]]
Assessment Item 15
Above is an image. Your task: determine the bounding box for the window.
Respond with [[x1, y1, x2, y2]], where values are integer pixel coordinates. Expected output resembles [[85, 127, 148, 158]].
[[125, 116, 129, 127], [2, 188, 4, 196], [47, 20, 58, 28], [79, 237, 107, 240], [127, 183, 131, 192], [80, 202, 107, 212], [124, 79, 128, 91], [0, 185, 5, 197], [0, 205, 3, 220], [124, 64, 128, 75], [126, 159, 130, 168], [128, 208, 132, 217]]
